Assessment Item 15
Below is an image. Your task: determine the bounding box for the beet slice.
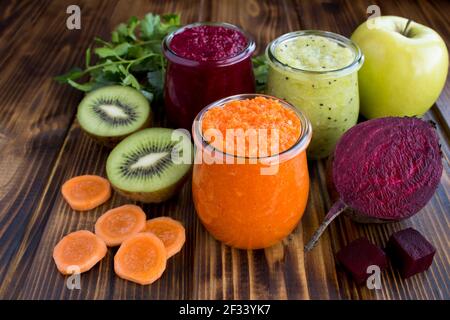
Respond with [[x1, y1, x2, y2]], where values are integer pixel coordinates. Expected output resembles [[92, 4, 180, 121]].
[[386, 228, 435, 278], [337, 237, 388, 285], [305, 117, 442, 251]]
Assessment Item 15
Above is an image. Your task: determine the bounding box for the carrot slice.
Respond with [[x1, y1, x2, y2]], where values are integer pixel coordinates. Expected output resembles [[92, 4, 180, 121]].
[[142, 217, 186, 258], [61, 175, 111, 211], [95, 204, 146, 246], [114, 232, 167, 285], [53, 230, 107, 275]]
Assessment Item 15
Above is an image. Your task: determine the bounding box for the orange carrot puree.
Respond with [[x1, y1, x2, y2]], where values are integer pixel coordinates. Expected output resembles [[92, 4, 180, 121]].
[[201, 97, 301, 157], [193, 96, 310, 249]]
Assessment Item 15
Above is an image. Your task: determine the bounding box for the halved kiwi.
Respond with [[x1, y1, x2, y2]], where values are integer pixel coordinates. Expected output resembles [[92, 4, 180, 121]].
[[106, 128, 193, 203], [77, 85, 151, 147]]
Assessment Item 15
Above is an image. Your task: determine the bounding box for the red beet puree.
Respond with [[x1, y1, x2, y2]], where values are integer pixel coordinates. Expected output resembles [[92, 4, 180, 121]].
[[163, 23, 255, 130], [170, 25, 248, 61]]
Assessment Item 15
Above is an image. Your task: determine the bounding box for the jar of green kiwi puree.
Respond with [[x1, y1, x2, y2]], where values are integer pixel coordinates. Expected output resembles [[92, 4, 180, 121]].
[[266, 30, 364, 159]]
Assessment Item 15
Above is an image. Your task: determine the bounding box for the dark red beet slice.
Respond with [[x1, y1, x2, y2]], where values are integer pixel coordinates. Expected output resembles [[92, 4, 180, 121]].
[[386, 228, 435, 278], [336, 237, 388, 285], [305, 117, 442, 251]]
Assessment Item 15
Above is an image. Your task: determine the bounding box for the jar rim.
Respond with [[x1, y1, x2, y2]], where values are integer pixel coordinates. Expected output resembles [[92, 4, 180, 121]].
[[266, 30, 364, 76], [163, 22, 256, 67], [192, 93, 312, 161]]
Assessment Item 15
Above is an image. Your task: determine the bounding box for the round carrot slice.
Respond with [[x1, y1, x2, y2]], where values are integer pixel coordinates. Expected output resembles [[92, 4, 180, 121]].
[[114, 233, 167, 285], [53, 230, 107, 275], [143, 217, 186, 258], [95, 204, 146, 246], [61, 175, 111, 211]]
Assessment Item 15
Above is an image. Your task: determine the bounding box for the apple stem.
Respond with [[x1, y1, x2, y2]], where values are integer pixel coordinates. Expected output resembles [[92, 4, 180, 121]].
[[402, 19, 413, 37]]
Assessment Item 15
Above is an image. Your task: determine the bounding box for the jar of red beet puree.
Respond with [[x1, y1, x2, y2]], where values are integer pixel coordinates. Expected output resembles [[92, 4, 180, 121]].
[[163, 22, 256, 130]]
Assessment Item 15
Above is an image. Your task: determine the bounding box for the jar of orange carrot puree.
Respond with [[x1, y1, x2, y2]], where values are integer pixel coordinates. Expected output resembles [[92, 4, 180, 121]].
[[192, 94, 312, 249]]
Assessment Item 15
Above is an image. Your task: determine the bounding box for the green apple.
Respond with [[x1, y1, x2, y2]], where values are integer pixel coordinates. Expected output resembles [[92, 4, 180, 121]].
[[351, 16, 448, 119]]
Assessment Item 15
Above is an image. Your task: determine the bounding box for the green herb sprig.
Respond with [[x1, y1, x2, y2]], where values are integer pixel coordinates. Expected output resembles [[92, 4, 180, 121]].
[[55, 13, 268, 102], [252, 55, 268, 93], [55, 13, 180, 102]]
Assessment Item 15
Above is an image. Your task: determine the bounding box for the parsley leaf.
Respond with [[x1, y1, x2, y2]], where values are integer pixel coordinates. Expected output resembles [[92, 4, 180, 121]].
[[56, 12, 269, 102], [56, 13, 181, 103], [252, 55, 268, 93]]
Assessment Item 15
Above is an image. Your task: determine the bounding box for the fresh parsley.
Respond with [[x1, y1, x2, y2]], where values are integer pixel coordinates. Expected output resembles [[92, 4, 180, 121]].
[[252, 54, 268, 93], [55, 13, 268, 102]]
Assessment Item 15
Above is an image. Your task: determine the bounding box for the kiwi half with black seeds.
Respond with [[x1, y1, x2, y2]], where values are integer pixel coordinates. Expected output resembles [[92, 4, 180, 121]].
[[106, 128, 193, 203], [77, 85, 151, 147]]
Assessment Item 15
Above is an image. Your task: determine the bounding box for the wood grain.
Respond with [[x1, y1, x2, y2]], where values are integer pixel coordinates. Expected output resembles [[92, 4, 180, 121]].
[[0, 0, 449, 300]]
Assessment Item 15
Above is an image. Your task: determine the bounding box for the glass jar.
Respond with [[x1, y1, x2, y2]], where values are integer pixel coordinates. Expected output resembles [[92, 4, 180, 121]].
[[163, 22, 256, 130], [266, 30, 364, 159], [192, 93, 312, 249]]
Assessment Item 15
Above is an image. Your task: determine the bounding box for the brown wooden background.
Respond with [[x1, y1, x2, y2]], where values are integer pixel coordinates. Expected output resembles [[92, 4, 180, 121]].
[[0, 0, 449, 300]]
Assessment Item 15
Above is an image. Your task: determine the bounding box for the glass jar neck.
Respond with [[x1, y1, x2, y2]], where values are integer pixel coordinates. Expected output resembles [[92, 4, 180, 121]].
[[163, 22, 256, 67], [266, 30, 364, 78], [192, 94, 312, 164]]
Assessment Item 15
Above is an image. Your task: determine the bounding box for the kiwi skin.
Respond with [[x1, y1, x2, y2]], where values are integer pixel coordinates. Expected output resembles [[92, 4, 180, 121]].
[[111, 167, 192, 203], [81, 114, 152, 148]]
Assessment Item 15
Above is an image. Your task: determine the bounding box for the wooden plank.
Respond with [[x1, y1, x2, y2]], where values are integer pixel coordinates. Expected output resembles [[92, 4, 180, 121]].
[[0, 0, 114, 291], [1, 0, 203, 300], [0, 0, 449, 300], [194, 0, 313, 300], [282, 0, 450, 300]]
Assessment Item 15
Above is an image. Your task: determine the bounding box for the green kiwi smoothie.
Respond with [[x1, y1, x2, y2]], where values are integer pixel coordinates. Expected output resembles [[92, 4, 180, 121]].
[[266, 31, 364, 159]]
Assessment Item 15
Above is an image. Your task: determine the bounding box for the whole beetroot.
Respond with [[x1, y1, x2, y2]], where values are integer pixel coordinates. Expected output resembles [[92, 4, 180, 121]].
[[305, 117, 442, 251]]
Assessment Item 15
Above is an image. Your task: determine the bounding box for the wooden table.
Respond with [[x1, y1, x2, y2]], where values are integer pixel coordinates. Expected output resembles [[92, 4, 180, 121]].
[[0, 0, 449, 300]]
